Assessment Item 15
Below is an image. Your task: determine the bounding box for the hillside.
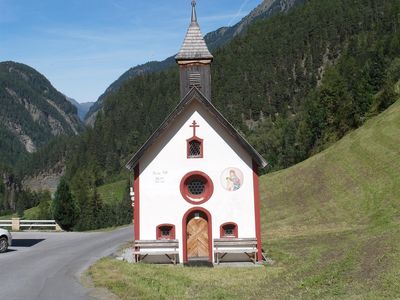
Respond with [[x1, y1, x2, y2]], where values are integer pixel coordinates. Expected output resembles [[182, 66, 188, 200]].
[[89, 100, 400, 299], [259, 98, 400, 298], [0, 61, 83, 166], [67, 0, 400, 188], [262, 97, 400, 234], [84, 0, 305, 124]]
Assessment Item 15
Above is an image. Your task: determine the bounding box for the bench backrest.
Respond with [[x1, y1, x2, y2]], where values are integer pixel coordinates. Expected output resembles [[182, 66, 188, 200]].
[[134, 239, 179, 248], [214, 238, 257, 248]]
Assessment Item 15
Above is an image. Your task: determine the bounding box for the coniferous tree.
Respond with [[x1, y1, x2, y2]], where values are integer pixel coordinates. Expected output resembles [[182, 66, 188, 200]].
[[90, 186, 103, 229], [53, 178, 78, 231]]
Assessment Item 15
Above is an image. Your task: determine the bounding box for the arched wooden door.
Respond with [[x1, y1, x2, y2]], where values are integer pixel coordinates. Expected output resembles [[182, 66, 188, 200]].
[[186, 211, 209, 260]]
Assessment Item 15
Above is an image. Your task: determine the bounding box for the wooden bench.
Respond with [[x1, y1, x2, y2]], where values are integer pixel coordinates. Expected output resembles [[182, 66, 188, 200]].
[[133, 240, 179, 264], [214, 238, 258, 264]]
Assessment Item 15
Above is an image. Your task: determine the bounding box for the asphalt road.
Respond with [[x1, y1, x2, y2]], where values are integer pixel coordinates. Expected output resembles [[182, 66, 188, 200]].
[[0, 226, 133, 300]]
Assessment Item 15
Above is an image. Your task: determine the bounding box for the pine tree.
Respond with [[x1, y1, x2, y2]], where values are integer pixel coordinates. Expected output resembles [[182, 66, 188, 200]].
[[90, 187, 103, 228], [53, 178, 79, 231]]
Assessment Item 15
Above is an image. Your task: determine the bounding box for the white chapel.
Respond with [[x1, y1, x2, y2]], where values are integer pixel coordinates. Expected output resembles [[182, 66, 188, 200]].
[[126, 1, 267, 264]]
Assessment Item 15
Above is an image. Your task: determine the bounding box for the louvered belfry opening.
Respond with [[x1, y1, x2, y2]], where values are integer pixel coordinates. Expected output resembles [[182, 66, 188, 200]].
[[175, 1, 213, 100], [189, 72, 201, 88]]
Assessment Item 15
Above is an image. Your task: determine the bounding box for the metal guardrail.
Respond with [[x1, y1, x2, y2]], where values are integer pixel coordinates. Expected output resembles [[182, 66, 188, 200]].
[[0, 219, 61, 231], [0, 220, 12, 227]]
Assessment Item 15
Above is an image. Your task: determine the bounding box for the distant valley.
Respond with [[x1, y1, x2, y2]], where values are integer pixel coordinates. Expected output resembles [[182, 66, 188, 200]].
[[65, 97, 94, 121]]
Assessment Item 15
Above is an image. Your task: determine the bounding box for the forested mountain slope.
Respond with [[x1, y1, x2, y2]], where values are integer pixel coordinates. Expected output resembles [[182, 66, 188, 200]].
[[67, 0, 400, 186], [0, 62, 83, 166], [84, 0, 305, 124]]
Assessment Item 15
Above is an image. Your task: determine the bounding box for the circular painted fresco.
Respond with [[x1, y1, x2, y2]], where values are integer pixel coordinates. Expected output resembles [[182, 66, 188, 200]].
[[220, 168, 244, 192]]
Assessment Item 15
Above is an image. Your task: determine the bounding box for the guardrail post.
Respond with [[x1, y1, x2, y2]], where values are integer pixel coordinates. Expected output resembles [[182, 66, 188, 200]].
[[55, 223, 63, 231], [12, 218, 20, 231]]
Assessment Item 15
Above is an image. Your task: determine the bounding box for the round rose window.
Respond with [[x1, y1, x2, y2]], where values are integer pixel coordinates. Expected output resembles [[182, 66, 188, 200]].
[[180, 171, 214, 205]]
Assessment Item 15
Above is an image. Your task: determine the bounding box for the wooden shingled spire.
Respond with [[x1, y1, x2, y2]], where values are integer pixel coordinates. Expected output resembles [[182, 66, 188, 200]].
[[175, 1, 213, 61]]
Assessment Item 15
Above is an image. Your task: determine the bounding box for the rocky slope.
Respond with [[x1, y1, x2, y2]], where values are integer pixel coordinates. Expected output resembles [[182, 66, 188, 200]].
[[0, 61, 83, 165], [84, 0, 305, 125], [22, 162, 65, 194]]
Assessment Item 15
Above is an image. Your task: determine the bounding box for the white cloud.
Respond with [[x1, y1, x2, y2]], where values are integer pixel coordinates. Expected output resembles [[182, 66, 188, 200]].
[[228, 0, 252, 26]]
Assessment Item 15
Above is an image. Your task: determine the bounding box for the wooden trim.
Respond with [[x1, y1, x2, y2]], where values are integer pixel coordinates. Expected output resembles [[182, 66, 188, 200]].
[[186, 136, 204, 159], [180, 171, 214, 205], [134, 163, 140, 241], [252, 160, 263, 262], [156, 224, 176, 240], [220, 222, 238, 238], [182, 207, 213, 263], [177, 60, 213, 65]]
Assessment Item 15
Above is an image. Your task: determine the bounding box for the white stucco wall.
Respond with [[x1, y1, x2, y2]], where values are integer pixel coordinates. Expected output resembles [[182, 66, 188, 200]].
[[136, 99, 257, 262]]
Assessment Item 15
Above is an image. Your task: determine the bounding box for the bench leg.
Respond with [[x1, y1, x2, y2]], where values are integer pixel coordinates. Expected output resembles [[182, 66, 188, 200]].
[[218, 253, 228, 264], [140, 254, 148, 263], [244, 252, 256, 264], [165, 254, 178, 265]]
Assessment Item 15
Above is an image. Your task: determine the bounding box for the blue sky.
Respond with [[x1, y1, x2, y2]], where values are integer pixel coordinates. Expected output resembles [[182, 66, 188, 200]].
[[0, 0, 261, 103]]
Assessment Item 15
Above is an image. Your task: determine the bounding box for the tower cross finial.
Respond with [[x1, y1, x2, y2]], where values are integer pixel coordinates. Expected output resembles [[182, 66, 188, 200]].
[[191, 0, 197, 23]]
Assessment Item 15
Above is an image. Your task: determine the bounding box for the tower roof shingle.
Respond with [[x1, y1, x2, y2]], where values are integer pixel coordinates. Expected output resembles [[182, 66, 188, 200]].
[[175, 1, 213, 61]]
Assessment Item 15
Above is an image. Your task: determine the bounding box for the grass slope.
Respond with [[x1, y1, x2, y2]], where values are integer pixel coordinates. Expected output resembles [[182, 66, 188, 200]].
[[97, 180, 128, 204], [88, 100, 400, 299]]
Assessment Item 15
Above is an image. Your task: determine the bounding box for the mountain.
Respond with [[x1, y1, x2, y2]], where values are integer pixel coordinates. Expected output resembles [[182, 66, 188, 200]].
[[0, 61, 84, 166], [84, 58, 175, 125], [66, 0, 400, 188], [66, 97, 94, 121], [84, 0, 305, 125], [204, 0, 306, 50]]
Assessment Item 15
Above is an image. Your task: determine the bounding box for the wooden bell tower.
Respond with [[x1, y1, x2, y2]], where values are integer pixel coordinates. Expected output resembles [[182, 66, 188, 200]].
[[175, 0, 213, 100]]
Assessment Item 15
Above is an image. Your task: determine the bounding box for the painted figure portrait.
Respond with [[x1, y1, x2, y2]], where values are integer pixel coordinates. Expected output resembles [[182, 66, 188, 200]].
[[221, 168, 244, 191]]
